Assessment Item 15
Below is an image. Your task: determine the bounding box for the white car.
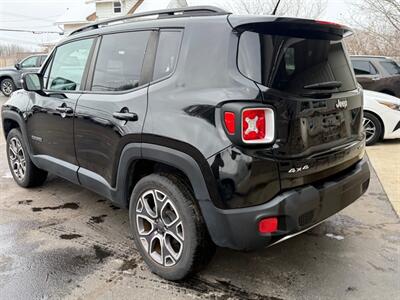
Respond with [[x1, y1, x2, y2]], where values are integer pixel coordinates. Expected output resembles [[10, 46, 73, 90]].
[[363, 90, 400, 145]]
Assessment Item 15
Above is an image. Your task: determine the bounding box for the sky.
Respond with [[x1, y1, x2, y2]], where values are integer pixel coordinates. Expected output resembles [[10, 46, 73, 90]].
[[0, 0, 356, 49]]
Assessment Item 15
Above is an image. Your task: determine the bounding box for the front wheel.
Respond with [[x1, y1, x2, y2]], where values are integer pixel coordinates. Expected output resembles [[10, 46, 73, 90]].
[[129, 174, 215, 280], [363, 112, 382, 146], [6, 129, 48, 187], [1, 78, 16, 96]]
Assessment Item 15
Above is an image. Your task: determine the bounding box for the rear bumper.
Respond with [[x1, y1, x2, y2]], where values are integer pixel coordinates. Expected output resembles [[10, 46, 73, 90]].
[[200, 157, 370, 250]]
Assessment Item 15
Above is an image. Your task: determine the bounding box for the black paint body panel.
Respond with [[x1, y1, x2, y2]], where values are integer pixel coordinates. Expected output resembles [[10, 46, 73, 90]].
[[1, 13, 370, 250]]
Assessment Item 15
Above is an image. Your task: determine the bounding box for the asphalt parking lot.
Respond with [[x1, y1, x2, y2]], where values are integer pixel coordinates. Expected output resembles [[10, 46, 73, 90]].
[[0, 95, 399, 300]]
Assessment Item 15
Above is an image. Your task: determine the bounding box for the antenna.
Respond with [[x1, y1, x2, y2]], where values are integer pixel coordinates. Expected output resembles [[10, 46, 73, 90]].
[[271, 0, 282, 15]]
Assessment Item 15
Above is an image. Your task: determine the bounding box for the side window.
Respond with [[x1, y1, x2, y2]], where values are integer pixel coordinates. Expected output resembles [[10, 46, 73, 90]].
[[153, 30, 183, 81], [237, 31, 262, 83], [91, 31, 150, 92], [39, 55, 47, 66], [380, 60, 400, 75], [47, 38, 93, 91], [352, 60, 378, 75], [113, 1, 121, 13], [21, 56, 38, 68]]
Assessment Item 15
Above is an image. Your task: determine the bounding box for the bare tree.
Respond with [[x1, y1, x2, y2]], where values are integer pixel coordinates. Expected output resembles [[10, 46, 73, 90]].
[[225, 0, 327, 18], [344, 0, 400, 58], [0, 44, 28, 57]]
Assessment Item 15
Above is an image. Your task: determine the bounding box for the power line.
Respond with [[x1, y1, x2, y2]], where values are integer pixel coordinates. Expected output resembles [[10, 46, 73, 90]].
[[1, 11, 64, 23], [0, 28, 63, 34]]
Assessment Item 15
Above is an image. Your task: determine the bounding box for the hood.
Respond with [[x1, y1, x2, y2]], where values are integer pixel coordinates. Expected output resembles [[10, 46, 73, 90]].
[[0, 66, 17, 72], [364, 90, 400, 105]]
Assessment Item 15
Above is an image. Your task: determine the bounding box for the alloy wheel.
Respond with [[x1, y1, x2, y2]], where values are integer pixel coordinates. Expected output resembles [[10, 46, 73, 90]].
[[1, 80, 13, 96], [363, 117, 376, 144], [8, 137, 26, 180], [136, 189, 184, 267]]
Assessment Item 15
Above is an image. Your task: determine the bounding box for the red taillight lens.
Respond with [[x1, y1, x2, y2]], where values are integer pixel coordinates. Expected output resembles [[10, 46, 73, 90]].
[[242, 109, 266, 141], [224, 112, 235, 135], [258, 217, 278, 233]]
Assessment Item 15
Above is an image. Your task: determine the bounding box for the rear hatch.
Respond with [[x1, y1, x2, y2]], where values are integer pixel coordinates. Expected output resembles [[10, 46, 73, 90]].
[[232, 17, 365, 188]]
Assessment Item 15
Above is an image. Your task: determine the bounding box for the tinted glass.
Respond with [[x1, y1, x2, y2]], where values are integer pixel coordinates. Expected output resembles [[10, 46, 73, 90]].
[[39, 55, 47, 66], [153, 30, 182, 81], [352, 60, 378, 75], [238, 31, 356, 95], [92, 31, 150, 92], [21, 56, 38, 68], [48, 39, 93, 91], [380, 60, 400, 75]]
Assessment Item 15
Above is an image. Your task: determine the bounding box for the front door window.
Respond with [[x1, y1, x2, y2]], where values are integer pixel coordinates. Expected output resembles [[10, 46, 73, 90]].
[[47, 39, 94, 91]]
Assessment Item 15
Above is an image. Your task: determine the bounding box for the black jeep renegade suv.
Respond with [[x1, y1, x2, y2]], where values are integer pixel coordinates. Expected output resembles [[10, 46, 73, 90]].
[[1, 7, 370, 280]]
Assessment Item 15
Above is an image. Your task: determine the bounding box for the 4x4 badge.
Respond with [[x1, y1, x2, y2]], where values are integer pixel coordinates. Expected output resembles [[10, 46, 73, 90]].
[[336, 99, 348, 109], [288, 165, 310, 174]]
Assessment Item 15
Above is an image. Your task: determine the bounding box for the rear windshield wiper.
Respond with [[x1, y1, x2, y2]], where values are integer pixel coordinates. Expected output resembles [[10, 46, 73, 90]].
[[304, 81, 342, 90]]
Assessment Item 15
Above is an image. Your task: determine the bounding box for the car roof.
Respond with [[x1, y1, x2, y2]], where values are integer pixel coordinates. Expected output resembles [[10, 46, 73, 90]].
[[64, 6, 230, 43]]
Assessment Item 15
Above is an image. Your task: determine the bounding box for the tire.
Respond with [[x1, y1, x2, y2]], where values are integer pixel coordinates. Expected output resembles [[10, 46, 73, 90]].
[[129, 173, 215, 281], [1, 78, 16, 97], [6, 129, 48, 187], [363, 112, 382, 146]]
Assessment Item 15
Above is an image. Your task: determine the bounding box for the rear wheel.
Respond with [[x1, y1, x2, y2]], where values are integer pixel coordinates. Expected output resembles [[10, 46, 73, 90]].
[[1, 78, 15, 96], [129, 173, 215, 280], [6, 129, 47, 187], [363, 112, 382, 146]]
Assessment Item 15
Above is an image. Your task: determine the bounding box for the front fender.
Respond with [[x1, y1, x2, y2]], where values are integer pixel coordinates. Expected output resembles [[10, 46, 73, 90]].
[[0, 70, 22, 88]]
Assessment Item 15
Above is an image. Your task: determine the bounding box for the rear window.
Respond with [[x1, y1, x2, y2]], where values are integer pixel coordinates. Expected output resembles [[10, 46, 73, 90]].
[[380, 60, 400, 75], [238, 31, 357, 95]]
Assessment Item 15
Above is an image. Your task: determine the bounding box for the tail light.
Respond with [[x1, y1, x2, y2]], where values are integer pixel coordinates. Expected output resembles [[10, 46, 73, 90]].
[[223, 112, 236, 135], [222, 105, 275, 145], [315, 19, 344, 28]]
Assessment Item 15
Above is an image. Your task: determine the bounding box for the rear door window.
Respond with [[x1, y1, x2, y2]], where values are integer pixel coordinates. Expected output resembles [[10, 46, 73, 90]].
[[238, 31, 357, 95], [352, 60, 378, 75], [91, 31, 150, 92], [152, 30, 182, 81]]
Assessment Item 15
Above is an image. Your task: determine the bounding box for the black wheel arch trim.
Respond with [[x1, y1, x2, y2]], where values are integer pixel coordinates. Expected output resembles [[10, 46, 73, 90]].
[[1, 109, 31, 150], [79, 136, 223, 209]]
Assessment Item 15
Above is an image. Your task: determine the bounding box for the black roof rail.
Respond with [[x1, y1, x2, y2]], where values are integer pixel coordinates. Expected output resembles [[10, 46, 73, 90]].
[[70, 6, 230, 36]]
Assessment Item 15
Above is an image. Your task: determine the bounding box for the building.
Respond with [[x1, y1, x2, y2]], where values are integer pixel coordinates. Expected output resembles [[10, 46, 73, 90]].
[[55, 0, 188, 34]]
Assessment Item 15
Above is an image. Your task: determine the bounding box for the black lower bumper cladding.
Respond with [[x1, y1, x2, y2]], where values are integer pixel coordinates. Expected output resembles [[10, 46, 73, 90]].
[[200, 157, 370, 250]]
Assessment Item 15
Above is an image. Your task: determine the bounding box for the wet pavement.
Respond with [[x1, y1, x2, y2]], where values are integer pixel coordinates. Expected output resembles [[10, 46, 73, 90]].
[[0, 94, 399, 299]]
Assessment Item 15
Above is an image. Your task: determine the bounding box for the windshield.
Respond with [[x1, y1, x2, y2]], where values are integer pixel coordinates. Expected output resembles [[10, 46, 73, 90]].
[[380, 60, 400, 75], [238, 31, 357, 95]]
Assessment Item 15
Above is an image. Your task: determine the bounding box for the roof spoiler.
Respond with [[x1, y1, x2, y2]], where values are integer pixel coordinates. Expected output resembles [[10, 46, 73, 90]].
[[228, 16, 353, 40]]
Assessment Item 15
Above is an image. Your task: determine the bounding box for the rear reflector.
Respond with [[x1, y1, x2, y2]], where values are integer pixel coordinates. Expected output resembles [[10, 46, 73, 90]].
[[258, 217, 278, 233], [224, 112, 235, 135]]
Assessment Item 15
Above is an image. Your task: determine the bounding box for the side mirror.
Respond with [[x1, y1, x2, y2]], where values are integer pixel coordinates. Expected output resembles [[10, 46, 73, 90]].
[[15, 63, 21, 70], [21, 73, 43, 92]]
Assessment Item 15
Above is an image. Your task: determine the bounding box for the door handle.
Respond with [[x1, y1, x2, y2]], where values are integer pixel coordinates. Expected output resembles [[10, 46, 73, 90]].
[[56, 106, 73, 114], [113, 111, 138, 122]]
